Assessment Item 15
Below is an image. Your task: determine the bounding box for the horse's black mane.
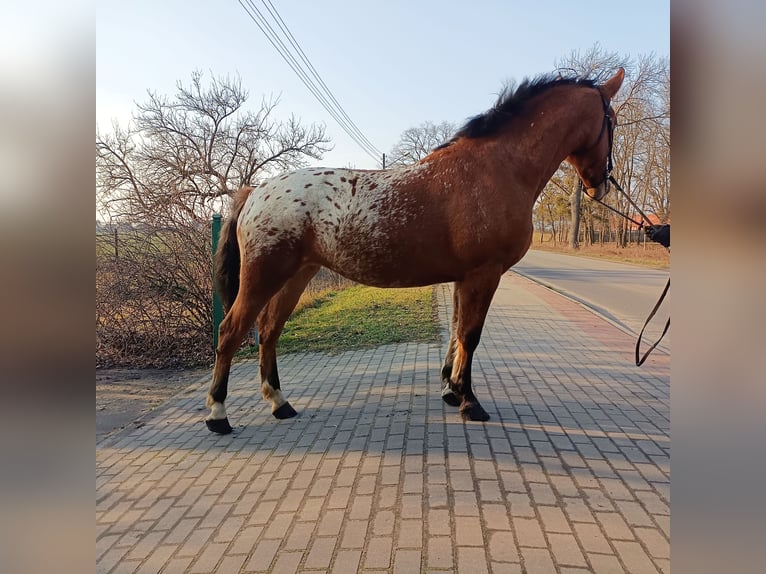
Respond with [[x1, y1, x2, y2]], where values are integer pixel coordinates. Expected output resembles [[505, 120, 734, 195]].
[[435, 75, 597, 150]]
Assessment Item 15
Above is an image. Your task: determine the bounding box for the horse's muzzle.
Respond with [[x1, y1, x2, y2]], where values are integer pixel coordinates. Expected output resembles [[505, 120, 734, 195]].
[[584, 180, 608, 201]]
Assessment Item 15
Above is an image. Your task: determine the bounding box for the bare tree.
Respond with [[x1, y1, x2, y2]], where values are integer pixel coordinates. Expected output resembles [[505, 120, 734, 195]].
[[543, 47, 670, 248], [98, 71, 330, 223], [609, 53, 670, 245], [96, 71, 332, 367], [386, 121, 457, 167], [555, 45, 630, 249]]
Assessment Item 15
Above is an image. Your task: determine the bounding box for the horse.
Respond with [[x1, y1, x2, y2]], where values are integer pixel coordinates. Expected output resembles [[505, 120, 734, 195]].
[[204, 68, 625, 434]]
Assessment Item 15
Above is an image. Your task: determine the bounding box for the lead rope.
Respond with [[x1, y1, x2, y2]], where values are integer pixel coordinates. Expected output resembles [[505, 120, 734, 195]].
[[635, 277, 670, 366], [588, 176, 670, 366]]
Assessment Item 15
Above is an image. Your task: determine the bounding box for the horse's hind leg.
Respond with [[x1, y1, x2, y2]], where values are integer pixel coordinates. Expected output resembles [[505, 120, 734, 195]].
[[206, 255, 302, 434], [258, 264, 320, 419], [205, 292, 266, 434], [441, 286, 461, 407], [446, 267, 502, 422]]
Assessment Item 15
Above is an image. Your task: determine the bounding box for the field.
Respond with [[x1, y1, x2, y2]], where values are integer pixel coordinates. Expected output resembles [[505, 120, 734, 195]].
[[531, 233, 669, 269]]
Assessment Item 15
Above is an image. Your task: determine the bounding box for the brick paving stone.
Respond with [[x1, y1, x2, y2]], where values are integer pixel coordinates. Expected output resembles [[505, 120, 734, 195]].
[[455, 516, 484, 546], [520, 547, 556, 574], [612, 540, 661, 574], [304, 537, 338, 569], [400, 494, 423, 519], [427, 508, 451, 536], [538, 505, 573, 533], [377, 485, 398, 509], [588, 554, 625, 574], [160, 556, 194, 574], [134, 545, 177, 574], [228, 525, 263, 555], [427, 484, 449, 508], [97, 274, 668, 574], [285, 521, 316, 550], [634, 526, 670, 559], [331, 549, 362, 574], [614, 499, 655, 528], [426, 536, 454, 569], [97, 546, 130, 574], [264, 511, 295, 539], [562, 497, 595, 524], [596, 511, 636, 541], [317, 509, 345, 536], [457, 546, 489, 574], [188, 542, 227, 573], [572, 522, 613, 555], [654, 514, 670, 538], [270, 551, 303, 574], [482, 503, 512, 531], [507, 492, 535, 518], [243, 538, 281, 571], [490, 562, 523, 574], [176, 527, 214, 558], [548, 533, 587, 567], [512, 517, 547, 548], [340, 519, 368, 549], [349, 494, 373, 520], [373, 509, 396, 536], [397, 519, 424, 548], [393, 549, 422, 573], [655, 558, 670, 574], [488, 531, 520, 563], [635, 490, 670, 515], [453, 490, 481, 516], [363, 536, 393, 569]]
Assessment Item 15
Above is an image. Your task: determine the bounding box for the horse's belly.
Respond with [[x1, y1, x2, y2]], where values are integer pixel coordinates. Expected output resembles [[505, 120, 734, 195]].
[[323, 241, 459, 287]]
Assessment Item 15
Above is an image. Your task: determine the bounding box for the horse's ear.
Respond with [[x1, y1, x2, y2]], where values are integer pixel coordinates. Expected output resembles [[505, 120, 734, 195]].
[[600, 67, 625, 100]]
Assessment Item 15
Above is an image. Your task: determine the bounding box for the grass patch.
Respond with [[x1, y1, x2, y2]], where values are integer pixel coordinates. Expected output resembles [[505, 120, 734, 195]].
[[239, 285, 440, 356]]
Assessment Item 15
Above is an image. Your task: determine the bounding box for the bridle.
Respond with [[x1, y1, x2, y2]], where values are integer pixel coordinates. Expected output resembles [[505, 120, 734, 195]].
[[582, 89, 670, 367], [585, 90, 654, 230]]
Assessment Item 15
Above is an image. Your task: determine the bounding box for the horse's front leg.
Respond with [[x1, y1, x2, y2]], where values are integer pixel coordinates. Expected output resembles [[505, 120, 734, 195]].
[[447, 268, 502, 422], [441, 286, 461, 407]]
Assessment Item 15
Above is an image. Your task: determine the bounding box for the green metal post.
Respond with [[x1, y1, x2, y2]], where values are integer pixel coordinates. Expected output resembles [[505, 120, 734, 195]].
[[211, 214, 224, 351]]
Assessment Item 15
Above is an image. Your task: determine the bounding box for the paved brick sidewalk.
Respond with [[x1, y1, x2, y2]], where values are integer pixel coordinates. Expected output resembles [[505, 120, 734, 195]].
[[97, 273, 669, 574]]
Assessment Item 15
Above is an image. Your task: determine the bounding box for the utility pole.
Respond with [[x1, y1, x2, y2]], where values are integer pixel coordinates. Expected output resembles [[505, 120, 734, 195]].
[[382, 153, 386, 169]]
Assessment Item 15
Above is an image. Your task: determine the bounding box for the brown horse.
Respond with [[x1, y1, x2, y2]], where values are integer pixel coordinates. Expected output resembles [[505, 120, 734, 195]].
[[205, 68, 625, 434]]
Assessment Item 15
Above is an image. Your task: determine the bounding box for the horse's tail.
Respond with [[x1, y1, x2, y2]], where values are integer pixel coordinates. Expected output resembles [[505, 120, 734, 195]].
[[214, 186, 254, 312]]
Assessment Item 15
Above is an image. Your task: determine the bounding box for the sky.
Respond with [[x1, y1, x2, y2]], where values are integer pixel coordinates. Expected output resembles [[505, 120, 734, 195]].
[[97, 0, 669, 170]]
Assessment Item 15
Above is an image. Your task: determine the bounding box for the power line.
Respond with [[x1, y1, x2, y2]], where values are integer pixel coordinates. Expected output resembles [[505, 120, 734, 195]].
[[237, 0, 383, 164], [260, 0, 383, 158]]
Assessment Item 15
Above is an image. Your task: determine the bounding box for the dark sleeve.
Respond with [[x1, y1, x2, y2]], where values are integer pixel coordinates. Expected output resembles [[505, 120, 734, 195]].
[[645, 224, 670, 248]]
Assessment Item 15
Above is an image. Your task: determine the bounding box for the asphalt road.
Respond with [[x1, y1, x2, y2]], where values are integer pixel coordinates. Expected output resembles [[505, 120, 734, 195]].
[[511, 249, 670, 353]]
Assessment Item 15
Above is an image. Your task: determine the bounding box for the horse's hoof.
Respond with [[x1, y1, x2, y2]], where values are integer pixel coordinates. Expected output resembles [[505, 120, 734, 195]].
[[460, 403, 490, 422], [273, 402, 298, 419], [206, 417, 233, 434], [441, 385, 461, 407]]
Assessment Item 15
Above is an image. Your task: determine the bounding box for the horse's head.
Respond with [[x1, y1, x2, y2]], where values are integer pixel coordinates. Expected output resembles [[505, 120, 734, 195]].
[[568, 68, 625, 201]]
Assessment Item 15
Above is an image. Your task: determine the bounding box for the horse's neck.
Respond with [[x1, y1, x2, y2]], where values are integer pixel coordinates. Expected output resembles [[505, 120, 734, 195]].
[[499, 88, 596, 197]]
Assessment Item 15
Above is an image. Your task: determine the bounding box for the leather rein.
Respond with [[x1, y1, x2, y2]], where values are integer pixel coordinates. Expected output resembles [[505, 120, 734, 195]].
[[583, 91, 670, 366]]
